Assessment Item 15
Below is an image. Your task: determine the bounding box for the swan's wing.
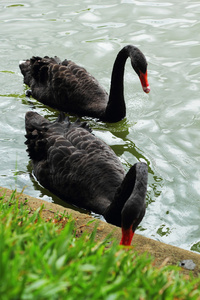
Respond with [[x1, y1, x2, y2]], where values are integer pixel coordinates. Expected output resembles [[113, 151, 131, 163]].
[[20, 57, 108, 115], [25, 112, 124, 205]]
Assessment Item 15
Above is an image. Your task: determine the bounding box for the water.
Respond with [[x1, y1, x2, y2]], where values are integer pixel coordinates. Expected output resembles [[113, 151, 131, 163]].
[[0, 0, 200, 253]]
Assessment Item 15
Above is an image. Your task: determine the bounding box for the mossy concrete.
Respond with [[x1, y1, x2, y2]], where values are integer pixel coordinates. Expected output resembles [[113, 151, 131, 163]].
[[1, 187, 199, 277]]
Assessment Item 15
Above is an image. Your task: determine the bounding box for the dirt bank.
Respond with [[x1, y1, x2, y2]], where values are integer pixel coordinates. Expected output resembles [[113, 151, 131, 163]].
[[1, 187, 199, 277]]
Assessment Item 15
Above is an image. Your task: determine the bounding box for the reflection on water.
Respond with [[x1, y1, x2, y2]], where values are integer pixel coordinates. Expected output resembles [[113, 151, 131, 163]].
[[0, 0, 200, 253]]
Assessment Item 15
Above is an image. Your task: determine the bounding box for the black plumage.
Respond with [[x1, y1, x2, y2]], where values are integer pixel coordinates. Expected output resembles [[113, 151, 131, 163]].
[[25, 111, 148, 245], [20, 45, 150, 122]]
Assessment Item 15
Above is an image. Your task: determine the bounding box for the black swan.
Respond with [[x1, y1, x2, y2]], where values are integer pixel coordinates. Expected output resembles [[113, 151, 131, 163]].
[[25, 111, 148, 245], [20, 45, 150, 122]]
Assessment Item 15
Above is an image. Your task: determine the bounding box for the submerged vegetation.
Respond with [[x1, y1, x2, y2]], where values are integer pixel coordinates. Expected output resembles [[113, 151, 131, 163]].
[[0, 190, 199, 300]]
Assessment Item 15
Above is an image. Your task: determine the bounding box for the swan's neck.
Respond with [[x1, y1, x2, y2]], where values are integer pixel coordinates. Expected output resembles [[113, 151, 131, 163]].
[[104, 48, 129, 122], [103, 163, 148, 229]]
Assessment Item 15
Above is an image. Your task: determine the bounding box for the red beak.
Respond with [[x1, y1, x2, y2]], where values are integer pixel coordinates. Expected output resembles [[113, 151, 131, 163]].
[[120, 226, 134, 246], [139, 70, 150, 93]]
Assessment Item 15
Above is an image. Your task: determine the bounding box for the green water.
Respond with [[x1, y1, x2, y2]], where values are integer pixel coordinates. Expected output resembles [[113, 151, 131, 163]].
[[0, 0, 200, 253]]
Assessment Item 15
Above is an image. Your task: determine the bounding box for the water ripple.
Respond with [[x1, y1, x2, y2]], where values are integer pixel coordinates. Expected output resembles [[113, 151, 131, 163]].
[[0, 0, 200, 253]]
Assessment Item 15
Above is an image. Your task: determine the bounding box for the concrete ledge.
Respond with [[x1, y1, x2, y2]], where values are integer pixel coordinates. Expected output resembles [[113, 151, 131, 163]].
[[0, 187, 199, 277]]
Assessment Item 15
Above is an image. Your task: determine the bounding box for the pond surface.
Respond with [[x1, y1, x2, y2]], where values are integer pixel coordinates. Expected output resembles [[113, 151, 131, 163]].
[[0, 0, 200, 253]]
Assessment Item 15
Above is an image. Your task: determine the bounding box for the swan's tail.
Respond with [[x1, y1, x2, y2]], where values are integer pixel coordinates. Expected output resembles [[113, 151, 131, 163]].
[[19, 56, 63, 86], [25, 111, 92, 159], [19, 59, 32, 86], [24, 111, 50, 160]]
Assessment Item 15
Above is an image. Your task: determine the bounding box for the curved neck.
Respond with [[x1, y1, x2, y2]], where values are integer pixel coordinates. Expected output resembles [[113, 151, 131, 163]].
[[103, 163, 137, 226], [104, 47, 130, 122], [103, 162, 148, 228]]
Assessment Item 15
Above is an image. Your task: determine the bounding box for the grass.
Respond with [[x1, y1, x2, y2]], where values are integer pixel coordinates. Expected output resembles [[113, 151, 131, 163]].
[[0, 190, 200, 300]]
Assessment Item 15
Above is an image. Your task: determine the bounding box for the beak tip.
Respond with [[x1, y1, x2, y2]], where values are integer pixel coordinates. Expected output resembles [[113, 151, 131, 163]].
[[143, 86, 150, 93]]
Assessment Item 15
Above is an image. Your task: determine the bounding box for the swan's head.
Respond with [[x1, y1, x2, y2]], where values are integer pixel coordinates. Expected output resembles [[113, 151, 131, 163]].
[[103, 161, 148, 246], [129, 46, 150, 93], [119, 162, 148, 246]]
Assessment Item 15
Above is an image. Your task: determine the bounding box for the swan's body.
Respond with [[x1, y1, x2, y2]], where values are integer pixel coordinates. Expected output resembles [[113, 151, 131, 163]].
[[20, 45, 150, 122], [25, 111, 148, 245]]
